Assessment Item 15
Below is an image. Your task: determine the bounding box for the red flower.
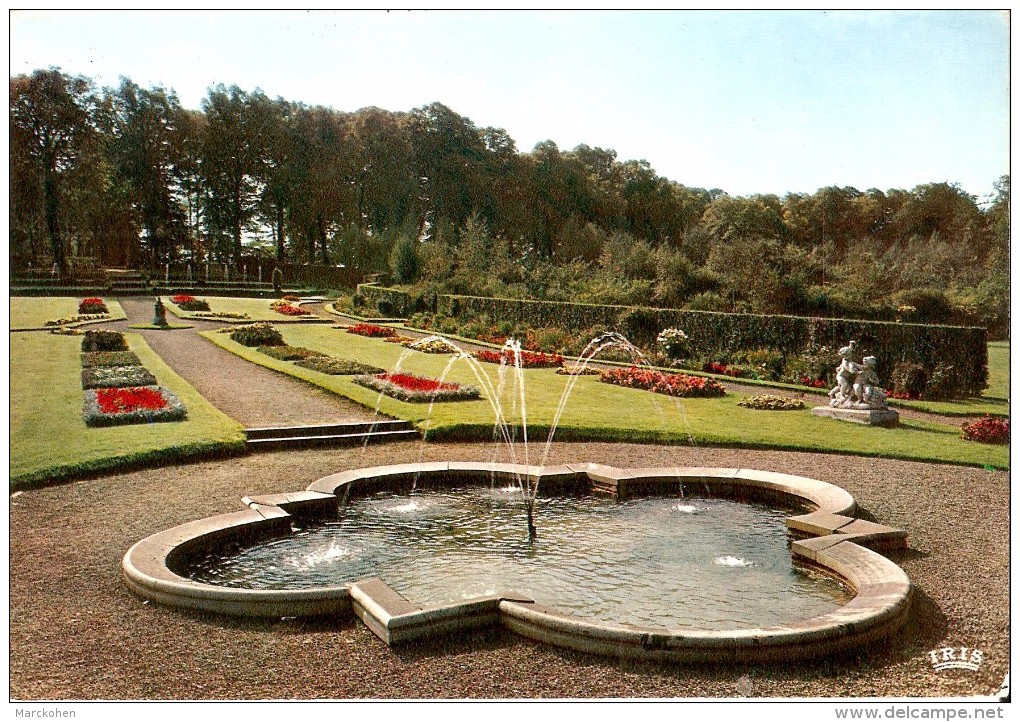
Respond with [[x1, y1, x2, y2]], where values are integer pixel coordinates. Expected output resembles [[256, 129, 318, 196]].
[[96, 387, 169, 414], [961, 415, 1009, 444], [375, 373, 460, 393], [474, 349, 564, 368], [274, 304, 311, 316], [600, 366, 726, 399], [78, 297, 107, 314], [171, 294, 196, 304], [347, 323, 397, 338]]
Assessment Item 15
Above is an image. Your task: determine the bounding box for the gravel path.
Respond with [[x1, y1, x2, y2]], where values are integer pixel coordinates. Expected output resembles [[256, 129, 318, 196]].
[[111, 297, 380, 427], [9, 441, 1008, 700]]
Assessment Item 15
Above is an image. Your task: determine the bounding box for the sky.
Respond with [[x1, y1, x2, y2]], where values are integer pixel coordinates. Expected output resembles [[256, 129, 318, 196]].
[[9, 9, 1011, 202]]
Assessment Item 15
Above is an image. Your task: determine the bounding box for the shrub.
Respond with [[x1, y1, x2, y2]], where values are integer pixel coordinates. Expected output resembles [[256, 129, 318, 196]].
[[737, 348, 786, 381], [81, 351, 142, 367], [294, 357, 384, 375], [347, 323, 397, 338], [353, 372, 481, 403], [257, 345, 327, 361], [81, 365, 157, 389], [83, 386, 187, 427], [81, 330, 128, 352], [961, 415, 1009, 444], [657, 328, 690, 360], [782, 346, 835, 388], [282, 294, 301, 302], [890, 362, 928, 399], [78, 297, 107, 314], [738, 395, 806, 411], [600, 367, 726, 399], [230, 323, 285, 347]]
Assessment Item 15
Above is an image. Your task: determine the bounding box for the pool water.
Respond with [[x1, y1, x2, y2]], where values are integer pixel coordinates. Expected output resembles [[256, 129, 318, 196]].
[[186, 486, 850, 630]]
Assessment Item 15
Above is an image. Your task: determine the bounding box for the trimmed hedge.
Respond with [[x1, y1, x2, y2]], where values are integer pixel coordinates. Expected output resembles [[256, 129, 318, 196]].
[[355, 283, 418, 317], [436, 294, 989, 398]]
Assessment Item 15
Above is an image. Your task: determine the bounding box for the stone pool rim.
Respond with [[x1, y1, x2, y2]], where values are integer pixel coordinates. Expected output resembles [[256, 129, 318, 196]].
[[122, 461, 911, 663]]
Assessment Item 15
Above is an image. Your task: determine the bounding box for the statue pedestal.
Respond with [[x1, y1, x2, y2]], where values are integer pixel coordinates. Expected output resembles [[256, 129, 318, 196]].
[[811, 406, 899, 428]]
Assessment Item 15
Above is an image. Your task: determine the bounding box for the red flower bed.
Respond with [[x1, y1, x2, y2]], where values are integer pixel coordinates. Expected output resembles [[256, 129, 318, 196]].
[[474, 349, 564, 368], [353, 371, 481, 402], [273, 303, 311, 317], [887, 389, 920, 400], [600, 366, 726, 399], [347, 323, 397, 338], [961, 415, 1009, 444], [703, 361, 747, 379], [377, 373, 459, 393], [78, 297, 107, 314], [171, 294, 196, 304], [96, 386, 169, 414], [800, 376, 829, 389], [282, 294, 301, 302]]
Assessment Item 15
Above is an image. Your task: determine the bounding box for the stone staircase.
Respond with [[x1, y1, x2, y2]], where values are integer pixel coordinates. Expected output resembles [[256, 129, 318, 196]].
[[107, 269, 149, 294], [244, 420, 418, 451]]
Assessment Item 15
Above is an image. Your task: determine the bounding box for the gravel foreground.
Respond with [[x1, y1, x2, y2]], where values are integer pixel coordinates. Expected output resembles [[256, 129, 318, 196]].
[[9, 441, 1008, 700]]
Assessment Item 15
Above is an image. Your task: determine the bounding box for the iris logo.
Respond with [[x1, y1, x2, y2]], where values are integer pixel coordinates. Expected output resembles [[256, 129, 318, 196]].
[[928, 646, 984, 672]]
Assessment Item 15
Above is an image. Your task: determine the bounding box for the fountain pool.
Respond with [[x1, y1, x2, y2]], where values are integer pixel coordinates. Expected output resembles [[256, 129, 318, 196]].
[[123, 461, 912, 663]]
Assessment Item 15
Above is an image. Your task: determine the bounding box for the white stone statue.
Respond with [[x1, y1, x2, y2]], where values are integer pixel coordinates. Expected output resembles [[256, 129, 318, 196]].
[[829, 343, 889, 410]]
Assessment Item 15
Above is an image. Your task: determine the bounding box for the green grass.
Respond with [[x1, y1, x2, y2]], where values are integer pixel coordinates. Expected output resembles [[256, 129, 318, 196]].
[[985, 341, 1009, 400], [10, 331, 246, 488], [205, 324, 1008, 470], [165, 296, 328, 322], [10, 296, 127, 330]]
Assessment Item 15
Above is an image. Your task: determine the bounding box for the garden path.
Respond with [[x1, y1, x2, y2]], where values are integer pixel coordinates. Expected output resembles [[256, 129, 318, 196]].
[[110, 297, 383, 427]]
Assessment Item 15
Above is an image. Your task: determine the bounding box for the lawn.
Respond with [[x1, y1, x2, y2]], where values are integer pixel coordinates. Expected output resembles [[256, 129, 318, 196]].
[[205, 324, 1008, 469], [165, 295, 328, 322], [10, 331, 246, 488], [10, 296, 127, 330]]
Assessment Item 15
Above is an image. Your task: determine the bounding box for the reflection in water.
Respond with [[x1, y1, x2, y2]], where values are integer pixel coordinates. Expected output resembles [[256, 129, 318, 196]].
[[188, 488, 850, 630]]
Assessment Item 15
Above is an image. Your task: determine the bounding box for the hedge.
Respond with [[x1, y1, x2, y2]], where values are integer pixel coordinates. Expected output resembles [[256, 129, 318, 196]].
[[435, 294, 989, 397], [355, 283, 418, 317]]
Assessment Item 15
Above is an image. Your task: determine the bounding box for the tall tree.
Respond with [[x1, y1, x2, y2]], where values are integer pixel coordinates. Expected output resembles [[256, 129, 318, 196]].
[[10, 68, 99, 278]]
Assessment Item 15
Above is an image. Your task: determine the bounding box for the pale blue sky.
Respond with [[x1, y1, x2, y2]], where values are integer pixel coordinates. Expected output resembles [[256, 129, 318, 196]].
[[9, 9, 1010, 200]]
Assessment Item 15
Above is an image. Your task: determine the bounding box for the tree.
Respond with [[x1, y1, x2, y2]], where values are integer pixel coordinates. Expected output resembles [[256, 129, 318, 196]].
[[106, 79, 188, 266], [10, 68, 100, 278]]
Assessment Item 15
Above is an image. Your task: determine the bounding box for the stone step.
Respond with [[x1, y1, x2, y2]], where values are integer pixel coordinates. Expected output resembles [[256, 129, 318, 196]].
[[245, 420, 413, 440]]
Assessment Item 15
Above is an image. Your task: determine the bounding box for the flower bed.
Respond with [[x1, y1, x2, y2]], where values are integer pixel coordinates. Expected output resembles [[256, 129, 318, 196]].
[[703, 361, 749, 379], [230, 323, 285, 347], [82, 330, 128, 352], [556, 364, 602, 376], [294, 357, 385, 376], [257, 345, 327, 361], [383, 335, 417, 344], [738, 395, 806, 411], [346, 323, 397, 338], [82, 351, 142, 368], [83, 386, 187, 427], [78, 297, 108, 314], [600, 367, 726, 399], [81, 365, 158, 390], [271, 300, 311, 317], [45, 314, 110, 327], [353, 372, 481, 403], [171, 295, 211, 312], [282, 294, 301, 302], [961, 415, 1009, 444], [474, 349, 564, 368], [191, 311, 250, 320], [407, 338, 461, 354]]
